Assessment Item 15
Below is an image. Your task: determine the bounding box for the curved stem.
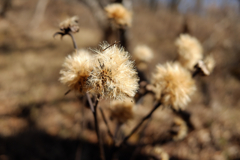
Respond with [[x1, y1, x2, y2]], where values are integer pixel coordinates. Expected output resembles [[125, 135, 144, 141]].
[[68, 32, 78, 50], [119, 101, 161, 148]]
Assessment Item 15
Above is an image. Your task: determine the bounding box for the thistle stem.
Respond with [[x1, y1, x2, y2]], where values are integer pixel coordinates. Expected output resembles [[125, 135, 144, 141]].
[[86, 93, 94, 112], [119, 101, 162, 147], [114, 122, 122, 142], [92, 99, 106, 160], [85, 95, 105, 160], [118, 28, 127, 50], [99, 107, 115, 145], [68, 33, 78, 50]]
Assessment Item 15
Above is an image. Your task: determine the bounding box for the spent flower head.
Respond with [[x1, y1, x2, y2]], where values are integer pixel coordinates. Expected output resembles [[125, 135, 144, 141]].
[[110, 98, 134, 124], [151, 62, 196, 110], [59, 16, 79, 33], [59, 49, 94, 94], [175, 34, 203, 70], [104, 3, 132, 27], [88, 42, 139, 100]]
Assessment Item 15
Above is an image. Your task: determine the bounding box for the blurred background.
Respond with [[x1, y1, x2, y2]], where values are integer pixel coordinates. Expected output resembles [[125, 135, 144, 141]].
[[0, 0, 240, 160]]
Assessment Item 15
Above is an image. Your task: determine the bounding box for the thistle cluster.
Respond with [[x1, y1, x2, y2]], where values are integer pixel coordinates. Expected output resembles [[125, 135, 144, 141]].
[[56, 13, 216, 160], [148, 34, 215, 111], [59, 42, 139, 100]]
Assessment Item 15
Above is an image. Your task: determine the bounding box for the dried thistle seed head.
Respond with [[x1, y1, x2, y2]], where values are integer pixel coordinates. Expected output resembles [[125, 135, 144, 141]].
[[110, 98, 134, 123], [204, 54, 215, 75], [104, 3, 132, 27], [88, 42, 139, 100], [59, 16, 79, 33], [175, 34, 203, 70], [172, 117, 188, 141], [151, 62, 196, 110], [59, 49, 94, 94], [133, 45, 153, 70]]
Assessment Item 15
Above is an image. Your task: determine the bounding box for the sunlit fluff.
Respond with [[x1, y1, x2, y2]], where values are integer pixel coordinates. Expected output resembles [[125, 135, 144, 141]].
[[151, 62, 196, 110], [175, 34, 203, 70], [104, 3, 132, 27], [59, 49, 93, 93], [88, 42, 139, 100], [110, 98, 134, 123], [133, 45, 153, 70]]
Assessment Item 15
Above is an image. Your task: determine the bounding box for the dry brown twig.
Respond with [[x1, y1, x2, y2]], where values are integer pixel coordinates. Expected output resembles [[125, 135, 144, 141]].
[[99, 107, 115, 145]]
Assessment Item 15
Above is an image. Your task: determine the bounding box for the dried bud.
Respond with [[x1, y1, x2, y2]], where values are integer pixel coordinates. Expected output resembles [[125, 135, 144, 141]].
[[194, 60, 209, 76], [194, 54, 215, 76], [105, 3, 132, 27], [172, 117, 188, 141], [204, 54, 215, 74], [88, 42, 139, 100], [59, 49, 94, 93], [176, 34, 203, 70], [151, 62, 196, 110], [142, 145, 169, 160], [59, 16, 79, 33], [110, 98, 134, 123]]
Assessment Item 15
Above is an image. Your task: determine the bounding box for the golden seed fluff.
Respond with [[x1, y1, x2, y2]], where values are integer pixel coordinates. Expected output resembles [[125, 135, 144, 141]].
[[151, 62, 196, 110], [59, 49, 93, 94], [104, 3, 132, 27], [175, 34, 203, 70], [88, 42, 139, 100]]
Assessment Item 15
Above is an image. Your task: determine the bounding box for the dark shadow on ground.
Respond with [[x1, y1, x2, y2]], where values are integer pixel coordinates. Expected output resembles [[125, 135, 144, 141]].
[[0, 130, 101, 160]]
